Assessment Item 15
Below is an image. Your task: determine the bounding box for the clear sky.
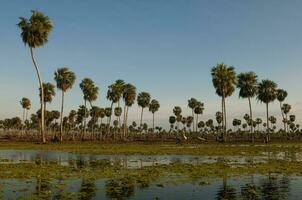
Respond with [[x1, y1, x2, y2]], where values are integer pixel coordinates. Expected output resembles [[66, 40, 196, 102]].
[[1, 0, 302, 129]]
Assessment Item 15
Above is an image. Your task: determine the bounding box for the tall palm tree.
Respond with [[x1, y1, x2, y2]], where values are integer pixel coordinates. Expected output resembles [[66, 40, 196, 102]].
[[149, 99, 160, 131], [277, 89, 288, 132], [54, 67, 76, 141], [257, 79, 277, 143], [79, 78, 99, 135], [137, 92, 151, 127], [18, 10, 52, 143], [188, 98, 198, 131], [211, 63, 236, 141], [122, 83, 136, 137], [237, 72, 258, 142]]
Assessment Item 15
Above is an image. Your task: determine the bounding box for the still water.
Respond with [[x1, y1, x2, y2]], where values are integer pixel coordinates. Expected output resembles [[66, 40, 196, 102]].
[[0, 150, 301, 199], [0, 174, 301, 199]]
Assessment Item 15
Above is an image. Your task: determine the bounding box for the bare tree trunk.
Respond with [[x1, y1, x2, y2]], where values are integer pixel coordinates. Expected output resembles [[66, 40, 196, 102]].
[[30, 47, 45, 143], [60, 90, 65, 142]]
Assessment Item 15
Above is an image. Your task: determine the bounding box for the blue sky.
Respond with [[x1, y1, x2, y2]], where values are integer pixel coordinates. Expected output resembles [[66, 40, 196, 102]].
[[1, 0, 302, 128]]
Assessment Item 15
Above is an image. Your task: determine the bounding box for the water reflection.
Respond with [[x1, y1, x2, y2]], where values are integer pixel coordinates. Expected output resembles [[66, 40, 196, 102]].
[[79, 179, 96, 200], [0, 174, 298, 199], [1, 149, 302, 169], [105, 176, 135, 199]]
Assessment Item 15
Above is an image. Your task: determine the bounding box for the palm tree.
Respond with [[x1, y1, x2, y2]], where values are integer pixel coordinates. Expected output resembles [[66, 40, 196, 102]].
[[104, 107, 112, 133], [39, 82, 55, 126], [40, 82, 55, 107], [137, 92, 151, 128], [188, 98, 198, 131], [257, 79, 277, 143], [114, 107, 122, 131], [122, 83, 136, 137], [237, 72, 258, 142], [169, 116, 176, 131], [211, 63, 236, 141], [173, 106, 182, 129], [194, 102, 204, 132], [282, 103, 291, 133], [149, 99, 160, 131], [18, 10, 53, 143], [20, 97, 31, 132], [79, 78, 99, 135], [54, 67, 76, 141], [277, 89, 288, 132], [107, 80, 125, 129]]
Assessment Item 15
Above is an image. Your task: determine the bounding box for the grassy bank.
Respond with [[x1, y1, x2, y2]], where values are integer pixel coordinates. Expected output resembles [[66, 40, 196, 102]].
[[0, 141, 302, 156]]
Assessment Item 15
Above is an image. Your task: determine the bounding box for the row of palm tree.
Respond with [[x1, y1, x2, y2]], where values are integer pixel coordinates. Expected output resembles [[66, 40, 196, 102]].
[[211, 63, 292, 143], [13, 10, 298, 143]]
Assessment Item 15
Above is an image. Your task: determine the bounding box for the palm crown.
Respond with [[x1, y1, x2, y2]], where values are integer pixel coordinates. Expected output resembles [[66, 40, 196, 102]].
[[18, 10, 52, 48], [54, 67, 76, 91]]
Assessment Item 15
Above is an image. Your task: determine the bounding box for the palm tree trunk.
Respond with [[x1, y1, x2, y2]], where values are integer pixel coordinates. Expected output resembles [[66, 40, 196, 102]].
[[221, 97, 224, 139], [83, 100, 87, 139], [222, 95, 227, 142], [280, 102, 286, 133], [21, 108, 25, 137], [192, 109, 195, 133], [248, 97, 254, 143], [122, 104, 126, 138], [196, 114, 199, 132], [60, 90, 65, 142], [25, 109, 28, 121], [266, 103, 269, 143], [118, 100, 121, 128], [140, 107, 144, 128], [107, 102, 114, 133], [126, 106, 129, 136], [152, 113, 155, 132], [30, 47, 45, 143]]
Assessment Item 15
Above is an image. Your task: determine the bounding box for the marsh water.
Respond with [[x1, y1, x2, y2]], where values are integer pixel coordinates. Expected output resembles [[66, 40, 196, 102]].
[[0, 149, 300, 167], [0, 149, 302, 199]]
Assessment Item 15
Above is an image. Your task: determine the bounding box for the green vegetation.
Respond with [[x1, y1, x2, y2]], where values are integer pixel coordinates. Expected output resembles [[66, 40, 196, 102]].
[[0, 142, 302, 156]]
